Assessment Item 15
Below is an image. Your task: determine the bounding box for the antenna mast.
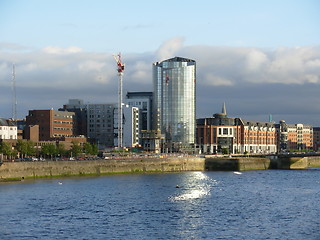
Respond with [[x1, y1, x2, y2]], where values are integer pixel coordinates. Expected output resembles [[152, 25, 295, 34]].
[[113, 53, 125, 149], [12, 64, 17, 121]]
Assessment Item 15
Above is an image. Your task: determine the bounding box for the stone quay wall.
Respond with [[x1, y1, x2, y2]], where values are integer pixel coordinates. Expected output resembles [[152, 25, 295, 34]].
[[1, 155, 320, 181], [0, 157, 205, 180]]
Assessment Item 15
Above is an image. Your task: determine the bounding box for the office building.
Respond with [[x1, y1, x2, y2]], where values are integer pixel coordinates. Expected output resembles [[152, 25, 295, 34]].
[[153, 57, 196, 152], [123, 106, 140, 148], [25, 109, 77, 141], [60, 99, 87, 136], [87, 103, 116, 149], [126, 92, 153, 131]]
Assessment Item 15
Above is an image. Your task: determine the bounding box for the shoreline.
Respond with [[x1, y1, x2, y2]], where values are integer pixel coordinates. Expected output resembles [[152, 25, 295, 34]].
[[1, 155, 320, 183]]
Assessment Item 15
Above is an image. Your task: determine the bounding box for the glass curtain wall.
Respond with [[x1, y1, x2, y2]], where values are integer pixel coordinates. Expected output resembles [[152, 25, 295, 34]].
[[153, 57, 196, 147]]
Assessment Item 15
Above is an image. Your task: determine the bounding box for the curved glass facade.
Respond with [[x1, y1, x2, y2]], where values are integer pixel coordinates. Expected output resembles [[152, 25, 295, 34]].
[[153, 57, 196, 146]]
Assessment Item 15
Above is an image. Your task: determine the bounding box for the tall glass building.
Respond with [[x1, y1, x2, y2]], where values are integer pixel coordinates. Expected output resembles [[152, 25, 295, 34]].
[[153, 57, 196, 151]]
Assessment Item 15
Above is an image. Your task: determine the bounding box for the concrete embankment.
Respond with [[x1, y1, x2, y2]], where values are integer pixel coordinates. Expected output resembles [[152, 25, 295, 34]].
[[205, 157, 271, 171], [1, 155, 320, 181], [0, 157, 205, 180], [269, 155, 320, 169]]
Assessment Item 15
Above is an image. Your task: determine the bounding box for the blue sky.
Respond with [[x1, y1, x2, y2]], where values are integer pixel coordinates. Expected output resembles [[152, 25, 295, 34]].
[[1, 0, 319, 52], [0, 0, 320, 125]]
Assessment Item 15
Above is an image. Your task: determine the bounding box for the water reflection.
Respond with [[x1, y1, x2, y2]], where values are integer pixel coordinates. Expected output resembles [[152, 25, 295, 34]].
[[169, 172, 218, 201]]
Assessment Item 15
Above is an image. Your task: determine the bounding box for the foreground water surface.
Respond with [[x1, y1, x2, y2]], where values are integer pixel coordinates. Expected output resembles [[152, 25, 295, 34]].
[[1, 169, 320, 240]]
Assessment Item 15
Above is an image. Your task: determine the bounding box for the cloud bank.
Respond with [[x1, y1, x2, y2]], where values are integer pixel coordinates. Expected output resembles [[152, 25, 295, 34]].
[[0, 38, 320, 125]]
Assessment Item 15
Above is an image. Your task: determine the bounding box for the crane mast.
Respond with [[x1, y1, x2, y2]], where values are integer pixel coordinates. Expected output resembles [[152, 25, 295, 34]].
[[113, 53, 125, 149], [12, 64, 17, 121]]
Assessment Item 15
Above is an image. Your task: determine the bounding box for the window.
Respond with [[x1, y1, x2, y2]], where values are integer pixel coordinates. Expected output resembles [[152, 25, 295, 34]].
[[223, 128, 228, 135]]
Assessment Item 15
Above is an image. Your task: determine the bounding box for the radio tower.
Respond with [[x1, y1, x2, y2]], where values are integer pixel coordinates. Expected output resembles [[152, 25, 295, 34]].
[[12, 64, 17, 121], [113, 53, 125, 149]]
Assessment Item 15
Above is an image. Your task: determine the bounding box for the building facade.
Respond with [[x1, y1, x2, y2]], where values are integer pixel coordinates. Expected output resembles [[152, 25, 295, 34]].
[[123, 106, 140, 148], [25, 110, 76, 141], [126, 92, 153, 132], [196, 105, 277, 154], [153, 57, 196, 152], [276, 120, 313, 152], [0, 118, 17, 140], [87, 103, 116, 149], [60, 99, 87, 136], [313, 127, 320, 152]]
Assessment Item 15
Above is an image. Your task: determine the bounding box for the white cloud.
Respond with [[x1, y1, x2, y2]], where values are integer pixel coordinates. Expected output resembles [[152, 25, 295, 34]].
[[156, 37, 185, 61], [0, 40, 320, 124], [42, 46, 82, 54]]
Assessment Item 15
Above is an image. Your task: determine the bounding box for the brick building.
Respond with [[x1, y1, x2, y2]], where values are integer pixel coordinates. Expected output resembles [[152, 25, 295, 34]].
[[276, 120, 313, 152], [196, 104, 277, 154], [26, 109, 77, 141]]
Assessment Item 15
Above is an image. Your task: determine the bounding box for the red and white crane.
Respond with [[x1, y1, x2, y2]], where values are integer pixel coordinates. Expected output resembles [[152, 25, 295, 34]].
[[113, 53, 125, 149]]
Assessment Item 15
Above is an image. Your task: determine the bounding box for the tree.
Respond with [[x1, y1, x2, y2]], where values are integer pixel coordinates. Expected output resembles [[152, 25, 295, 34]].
[[16, 140, 35, 158], [0, 142, 13, 160], [83, 142, 99, 155], [41, 144, 57, 160], [56, 143, 66, 157], [70, 141, 82, 157]]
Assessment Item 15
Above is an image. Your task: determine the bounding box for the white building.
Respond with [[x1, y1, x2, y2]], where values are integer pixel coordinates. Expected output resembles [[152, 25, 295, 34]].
[[125, 92, 153, 131], [0, 118, 17, 140], [123, 106, 140, 148]]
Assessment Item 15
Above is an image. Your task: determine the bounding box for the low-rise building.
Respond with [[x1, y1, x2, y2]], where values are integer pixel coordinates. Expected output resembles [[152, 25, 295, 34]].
[[0, 118, 17, 140]]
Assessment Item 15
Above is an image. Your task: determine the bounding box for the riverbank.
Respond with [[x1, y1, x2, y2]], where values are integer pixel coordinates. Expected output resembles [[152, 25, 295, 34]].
[[0, 157, 205, 181], [1, 155, 320, 181]]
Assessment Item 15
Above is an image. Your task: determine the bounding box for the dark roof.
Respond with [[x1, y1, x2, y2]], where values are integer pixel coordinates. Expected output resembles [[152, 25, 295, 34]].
[[126, 92, 153, 98], [164, 56, 195, 63], [0, 118, 16, 126]]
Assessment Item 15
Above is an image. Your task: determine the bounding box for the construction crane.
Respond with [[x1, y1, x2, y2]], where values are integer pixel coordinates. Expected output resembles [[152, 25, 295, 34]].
[[12, 64, 17, 122], [113, 53, 125, 149]]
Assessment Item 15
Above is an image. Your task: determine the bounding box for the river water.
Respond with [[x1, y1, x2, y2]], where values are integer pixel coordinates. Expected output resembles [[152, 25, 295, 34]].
[[1, 169, 320, 240]]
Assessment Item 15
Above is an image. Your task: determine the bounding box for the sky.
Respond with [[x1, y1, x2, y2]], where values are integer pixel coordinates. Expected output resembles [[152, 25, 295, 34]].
[[0, 0, 320, 125]]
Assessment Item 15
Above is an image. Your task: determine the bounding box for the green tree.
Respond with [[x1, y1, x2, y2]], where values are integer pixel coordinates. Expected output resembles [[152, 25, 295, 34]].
[[83, 142, 92, 155], [56, 143, 66, 157], [16, 140, 35, 158], [41, 144, 57, 160], [83, 142, 99, 155], [70, 141, 82, 157], [0, 142, 13, 160]]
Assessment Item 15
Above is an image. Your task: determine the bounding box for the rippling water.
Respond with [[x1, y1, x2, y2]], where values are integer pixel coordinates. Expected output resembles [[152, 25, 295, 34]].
[[1, 169, 320, 239]]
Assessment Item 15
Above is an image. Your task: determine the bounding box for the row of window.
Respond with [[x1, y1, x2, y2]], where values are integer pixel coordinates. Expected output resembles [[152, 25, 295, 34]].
[[0, 127, 15, 130], [0, 135, 16, 139]]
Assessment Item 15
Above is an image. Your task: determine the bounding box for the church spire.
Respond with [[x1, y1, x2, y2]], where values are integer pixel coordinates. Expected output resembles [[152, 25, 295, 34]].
[[222, 102, 227, 115]]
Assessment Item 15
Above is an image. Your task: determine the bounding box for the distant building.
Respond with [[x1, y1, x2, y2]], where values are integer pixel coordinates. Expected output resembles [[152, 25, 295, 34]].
[[0, 118, 17, 140], [87, 103, 116, 149], [25, 109, 77, 141], [60, 99, 87, 137], [196, 104, 277, 154], [153, 57, 196, 153], [276, 120, 313, 152], [123, 106, 140, 148], [313, 127, 320, 152], [126, 92, 153, 132]]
